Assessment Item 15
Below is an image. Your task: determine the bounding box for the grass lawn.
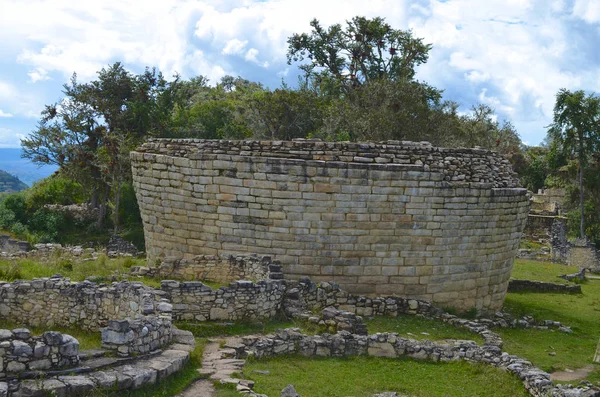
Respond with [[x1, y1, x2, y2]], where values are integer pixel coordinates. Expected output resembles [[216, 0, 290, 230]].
[[365, 314, 483, 343], [0, 319, 101, 350], [499, 259, 600, 378], [0, 254, 151, 282], [510, 259, 579, 284], [0, 256, 235, 290], [214, 356, 528, 397]]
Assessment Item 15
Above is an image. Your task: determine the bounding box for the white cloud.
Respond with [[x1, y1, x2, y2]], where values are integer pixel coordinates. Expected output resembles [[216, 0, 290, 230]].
[[572, 0, 600, 23], [465, 70, 490, 83], [222, 39, 248, 55], [0, 128, 25, 149], [27, 67, 50, 83], [0, 0, 598, 146], [244, 48, 259, 62], [0, 81, 43, 119]]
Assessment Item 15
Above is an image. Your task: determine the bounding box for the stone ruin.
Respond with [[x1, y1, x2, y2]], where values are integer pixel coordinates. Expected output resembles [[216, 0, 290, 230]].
[[131, 139, 530, 314], [0, 276, 193, 396], [0, 254, 595, 396]]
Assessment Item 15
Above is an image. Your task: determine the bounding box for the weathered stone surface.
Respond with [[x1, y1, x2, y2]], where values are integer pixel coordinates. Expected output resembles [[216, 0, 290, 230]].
[[281, 384, 300, 397], [132, 139, 529, 313]]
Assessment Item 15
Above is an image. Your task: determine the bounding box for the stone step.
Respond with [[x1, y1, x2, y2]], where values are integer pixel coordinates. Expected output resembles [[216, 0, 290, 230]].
[[15, 348, 190, 397], [78, 348, 109, 361]]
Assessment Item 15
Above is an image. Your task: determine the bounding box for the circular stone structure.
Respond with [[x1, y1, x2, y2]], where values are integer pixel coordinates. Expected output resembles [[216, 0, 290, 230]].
[[131, 139, 529, 313]]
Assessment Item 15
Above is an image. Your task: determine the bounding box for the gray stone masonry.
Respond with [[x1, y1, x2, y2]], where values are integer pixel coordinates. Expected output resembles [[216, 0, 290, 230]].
[[131, 139, 530, 314], [0, 329, 79, 377], [0, 276, 169, 331], [235, 328, 598, 397], [101, 316, 172, 357], [134, 254, 283, 283], [161, 279, 285, 322]]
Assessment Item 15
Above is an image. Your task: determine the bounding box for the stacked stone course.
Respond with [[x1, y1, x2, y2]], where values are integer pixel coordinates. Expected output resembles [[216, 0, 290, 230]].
[[101, 316, 172, 357], [0, 329, 79, 377], [132, 139, 529, 313], [234, 329, 594, 397], [0, 277, 167, 331], [161, 279, 285, 321], [144, 254, 283, 283]]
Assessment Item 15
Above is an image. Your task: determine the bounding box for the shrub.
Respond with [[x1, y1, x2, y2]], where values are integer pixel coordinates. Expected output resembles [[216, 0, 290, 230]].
[[25, 175, 86, 208]]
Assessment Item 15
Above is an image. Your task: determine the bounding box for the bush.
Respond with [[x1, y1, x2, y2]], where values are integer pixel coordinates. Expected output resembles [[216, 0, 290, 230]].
[[25, 175, 86, 208]]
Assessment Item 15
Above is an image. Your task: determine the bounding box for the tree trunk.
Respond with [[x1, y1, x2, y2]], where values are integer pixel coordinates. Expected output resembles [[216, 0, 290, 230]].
[[97, 184, 110, 229], [580, 156, 585, 238], [113, 179, 122, 234]]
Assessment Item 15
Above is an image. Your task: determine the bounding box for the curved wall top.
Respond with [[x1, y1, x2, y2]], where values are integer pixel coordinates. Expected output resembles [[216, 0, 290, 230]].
[[131, 139, 529, 314]]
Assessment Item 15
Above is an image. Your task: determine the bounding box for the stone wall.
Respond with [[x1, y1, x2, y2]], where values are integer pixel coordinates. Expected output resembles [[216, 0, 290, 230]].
[[131, 139, 529, 313], [0, 276, 168, 331], [153, 255, 283, 283], [0, 328, 79, 376], [161, 279, 285, 321], [101, 316, 172, 357], [0, 235, 30, 255], [236, 329, 591, 397], [568, 238, 600, 272]]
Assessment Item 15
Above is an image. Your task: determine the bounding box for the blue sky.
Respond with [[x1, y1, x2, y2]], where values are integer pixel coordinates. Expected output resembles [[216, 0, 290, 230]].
[[1, 0, 600, 148]]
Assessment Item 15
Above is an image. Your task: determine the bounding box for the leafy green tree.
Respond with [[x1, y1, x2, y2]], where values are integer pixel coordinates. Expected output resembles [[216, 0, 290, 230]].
[[22, 62, 179, 229], [287, 16, 431, 91], [548, 89, 600, 238], [249, 88, 325, 140]]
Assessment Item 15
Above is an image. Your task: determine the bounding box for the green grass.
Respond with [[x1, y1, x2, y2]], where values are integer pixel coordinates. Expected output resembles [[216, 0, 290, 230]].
[[511, 259, 579, 284], [499, 259, 600, 380], [519, 240, 547, 250], [175, 318, 297, 338], [215, 355, 528, 397], [365, 314, 484, 343], [0, 255, 163, 287], [0, 319, 101, 350]]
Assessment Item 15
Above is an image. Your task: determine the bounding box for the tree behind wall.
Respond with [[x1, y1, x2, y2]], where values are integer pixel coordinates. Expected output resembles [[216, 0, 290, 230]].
[[22, 62, 179, 231], [548, 89, 600, 239]]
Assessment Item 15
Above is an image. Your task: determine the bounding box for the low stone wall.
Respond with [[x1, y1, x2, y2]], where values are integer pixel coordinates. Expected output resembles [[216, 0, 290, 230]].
[[101, 316, 172, 357], [237, 329, 594, 397], [161, 280, 285, 321], [153, 255, 283, 283], [284, 278, 442, 318], [0, 328, 79, 377], [508, 279, 581, 294], [0, 235, 30, 255], [568, 238, 600, 273], [0, 276, 167, 331]]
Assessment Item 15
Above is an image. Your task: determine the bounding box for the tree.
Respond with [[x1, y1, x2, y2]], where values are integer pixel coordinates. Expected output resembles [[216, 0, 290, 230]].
[[22, 62, 179, 230], [287, 16, 431, 92], [548, 89, 600, 238], [249, 88, 325, 140]]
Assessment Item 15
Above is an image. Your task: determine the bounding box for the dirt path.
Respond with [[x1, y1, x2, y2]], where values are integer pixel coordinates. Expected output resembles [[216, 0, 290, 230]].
[[550, 365, 596, 382]]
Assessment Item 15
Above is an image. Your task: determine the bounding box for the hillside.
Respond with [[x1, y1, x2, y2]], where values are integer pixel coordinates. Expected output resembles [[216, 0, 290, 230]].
[[0, 169, 28, 192]]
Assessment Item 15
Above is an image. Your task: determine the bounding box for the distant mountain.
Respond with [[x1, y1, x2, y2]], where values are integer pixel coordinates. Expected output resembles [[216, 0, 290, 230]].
[[0, 148, 58, 186], [0, 169, 28, 192]]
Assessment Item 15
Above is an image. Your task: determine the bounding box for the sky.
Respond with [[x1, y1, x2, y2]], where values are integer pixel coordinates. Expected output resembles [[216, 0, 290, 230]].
[[1, 0, 600, 149]]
